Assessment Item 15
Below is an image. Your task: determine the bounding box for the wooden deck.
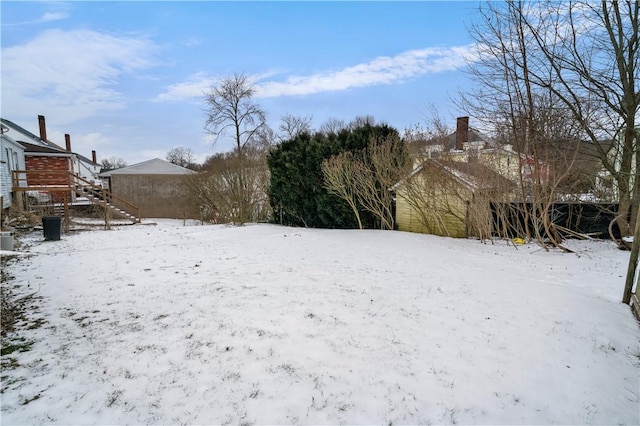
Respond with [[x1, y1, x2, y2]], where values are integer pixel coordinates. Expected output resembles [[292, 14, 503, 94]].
[[11, 169, 140, 223]]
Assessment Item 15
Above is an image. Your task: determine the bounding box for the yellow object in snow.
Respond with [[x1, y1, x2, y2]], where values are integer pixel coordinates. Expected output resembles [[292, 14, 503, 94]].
[[512, 238, 526, 245]]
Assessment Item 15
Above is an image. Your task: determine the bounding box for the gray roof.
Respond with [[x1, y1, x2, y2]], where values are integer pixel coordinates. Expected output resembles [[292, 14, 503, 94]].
[[392, 158, 514, 192], [99, 158, 196, 176], [18, 141, 70, 155], [1, 118, 66, 151], [435, 159, 514, 190], [3, 118, 99, 165], [446, 128, 492, 150]]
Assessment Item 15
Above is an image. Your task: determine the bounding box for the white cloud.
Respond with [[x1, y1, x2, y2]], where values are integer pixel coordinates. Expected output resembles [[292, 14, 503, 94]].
[[2, 29, 159, 124], [3, 7, 71, 26], [184, 37, 203, 47], [75, 131, 114, 152], [192, 151, 211, 165], [157, 45, 475, 102], [40, 12, 70, 23], [45, 129, 114, 160], [156, 72, 216, 102], [256, 46, 475, 98], [156, 69, 284, 102]]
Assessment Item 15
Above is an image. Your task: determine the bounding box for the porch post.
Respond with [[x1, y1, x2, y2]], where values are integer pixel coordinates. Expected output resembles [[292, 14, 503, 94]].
[[63, 192, 70, 233]]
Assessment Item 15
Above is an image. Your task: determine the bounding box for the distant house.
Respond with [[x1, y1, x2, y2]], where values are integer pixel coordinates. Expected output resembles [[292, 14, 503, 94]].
[[99, 158, 199, 219], [396, 116, 617, 239], [562, 138, 615, 201], [1, 115, 140, 223], [1, 117, 101, 182], [393, 159, 513, 238], [413, 117, 523, 180], [1, 116, 103, 202], [395, 117, 520, 237]]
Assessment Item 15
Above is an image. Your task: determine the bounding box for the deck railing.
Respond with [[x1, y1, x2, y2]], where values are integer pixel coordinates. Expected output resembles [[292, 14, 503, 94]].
[[11, 170, 140, 223]]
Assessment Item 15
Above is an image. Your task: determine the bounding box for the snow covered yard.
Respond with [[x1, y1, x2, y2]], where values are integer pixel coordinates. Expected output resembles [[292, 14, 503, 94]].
[[1, 220, 639, 425]]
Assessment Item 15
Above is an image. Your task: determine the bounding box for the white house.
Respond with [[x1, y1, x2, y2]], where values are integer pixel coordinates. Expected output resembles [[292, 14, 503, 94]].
[[1, 116, 102, 186], [1, 127, 26, 210]]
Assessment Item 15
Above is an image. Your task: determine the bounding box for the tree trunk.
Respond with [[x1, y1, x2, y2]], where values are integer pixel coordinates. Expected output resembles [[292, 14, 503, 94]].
[[622, 202, 640, 304]]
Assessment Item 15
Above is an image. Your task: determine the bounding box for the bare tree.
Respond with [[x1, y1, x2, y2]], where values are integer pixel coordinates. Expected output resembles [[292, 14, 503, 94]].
[[355, 136, 410, 230], [348, 115, 377, 130], [523, 1, 638, 237], [100, 157, 127, 172], [205, 73, 266, 154], [186, 143, 270, 224], [321, 151, 363, 229], [462, 1, 600, 248], [204, 73, 267, 223], [403, 108, 453, 157], [465, 0, 639, 302], [319, 118, 347, 135], [279, 114, 313, 141], [166, 146, 197, 169], [322, 135, 409, 230], [251, 124, 277, 150]]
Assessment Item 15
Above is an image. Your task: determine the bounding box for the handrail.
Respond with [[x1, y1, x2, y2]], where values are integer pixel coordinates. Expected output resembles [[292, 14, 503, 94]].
[[11, 169, 140, 222], [71, 173, 140, 221]]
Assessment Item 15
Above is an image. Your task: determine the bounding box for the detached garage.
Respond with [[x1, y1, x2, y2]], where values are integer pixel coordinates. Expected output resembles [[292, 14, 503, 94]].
[[99, 158, 199, 219]]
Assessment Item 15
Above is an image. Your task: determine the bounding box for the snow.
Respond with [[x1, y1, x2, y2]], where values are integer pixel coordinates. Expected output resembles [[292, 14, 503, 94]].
[[1, 220, 639, 425]]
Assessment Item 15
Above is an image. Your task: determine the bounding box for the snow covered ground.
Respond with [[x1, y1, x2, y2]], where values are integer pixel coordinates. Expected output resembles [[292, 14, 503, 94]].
[[1, 220, 639, 425]]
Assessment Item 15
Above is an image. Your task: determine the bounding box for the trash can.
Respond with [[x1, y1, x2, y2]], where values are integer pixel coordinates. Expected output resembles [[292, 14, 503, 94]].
[[42, 216, 62, 241], [0, 231, 13, 251]]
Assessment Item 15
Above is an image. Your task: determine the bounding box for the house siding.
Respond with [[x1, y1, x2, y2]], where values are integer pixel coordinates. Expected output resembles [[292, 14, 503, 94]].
[[478, 149, 521, 182], [1, 138, 26, 209], [396, 192, 424, 233], [395, 183, 470, 238]]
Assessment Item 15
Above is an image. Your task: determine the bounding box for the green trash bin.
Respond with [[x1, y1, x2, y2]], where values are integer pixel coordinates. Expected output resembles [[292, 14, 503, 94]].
[[42, 216, 61, 241]]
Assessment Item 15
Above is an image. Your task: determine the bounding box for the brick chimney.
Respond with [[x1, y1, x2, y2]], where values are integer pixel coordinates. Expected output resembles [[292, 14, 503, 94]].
[[455, 116, 469, 151], [92, 150, 97, 163], [65, 134, 72, 152], [38, 115, 47, 142]]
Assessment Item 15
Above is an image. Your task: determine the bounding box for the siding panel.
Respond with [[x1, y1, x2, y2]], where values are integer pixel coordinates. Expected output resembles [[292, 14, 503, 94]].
[[111, 174, 199, 219]]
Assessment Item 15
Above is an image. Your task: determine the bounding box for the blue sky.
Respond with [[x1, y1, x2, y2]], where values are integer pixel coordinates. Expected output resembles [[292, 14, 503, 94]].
[[1, 1, 480, 165]]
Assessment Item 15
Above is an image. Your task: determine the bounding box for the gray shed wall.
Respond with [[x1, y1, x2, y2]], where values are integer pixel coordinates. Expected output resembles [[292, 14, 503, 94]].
[[110, 174, 199, 219]]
